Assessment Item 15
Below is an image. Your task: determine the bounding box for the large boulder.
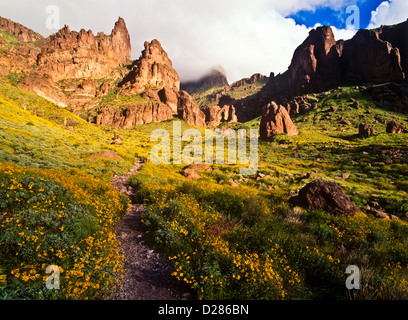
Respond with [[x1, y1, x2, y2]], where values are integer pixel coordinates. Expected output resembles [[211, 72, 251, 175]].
[[386, 120, 406, 133], [290, 179, 358, 215], [358, 122, 375, 137], [259, 101, 298, 141]]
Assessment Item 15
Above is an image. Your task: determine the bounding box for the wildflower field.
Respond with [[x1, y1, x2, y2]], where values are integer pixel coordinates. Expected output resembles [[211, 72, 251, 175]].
[[0, 162, 129, 299], [0, 78, 407, 300], [131, 160, 408, 299]]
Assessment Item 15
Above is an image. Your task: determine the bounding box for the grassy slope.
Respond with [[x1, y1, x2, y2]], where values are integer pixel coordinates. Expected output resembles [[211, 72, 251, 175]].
[[0, 77, 407, 300], [131, 85, 408, 300]]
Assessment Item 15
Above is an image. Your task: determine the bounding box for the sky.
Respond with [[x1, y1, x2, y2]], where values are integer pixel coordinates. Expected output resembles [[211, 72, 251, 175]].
[[0, 0, 407, 83]]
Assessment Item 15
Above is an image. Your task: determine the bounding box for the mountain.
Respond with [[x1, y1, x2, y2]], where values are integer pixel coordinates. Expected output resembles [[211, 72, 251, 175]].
[[181, 66, 229, 93], [258, 21, 408, 107], [96, 39, 206, 128], [0, 17, 206, 128]]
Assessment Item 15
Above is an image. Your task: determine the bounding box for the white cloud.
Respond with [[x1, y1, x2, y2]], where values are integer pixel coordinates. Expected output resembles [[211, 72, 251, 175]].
[[368, 0, 408, 29], [0, 0, 357, 83]]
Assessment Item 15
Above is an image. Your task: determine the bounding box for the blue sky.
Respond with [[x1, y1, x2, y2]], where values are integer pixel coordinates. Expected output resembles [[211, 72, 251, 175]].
[[288, 0, 387, 29]]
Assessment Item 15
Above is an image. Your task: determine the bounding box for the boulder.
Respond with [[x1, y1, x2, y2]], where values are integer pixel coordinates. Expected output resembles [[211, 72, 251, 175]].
[[183, 168, 201, 180], [289, 179, 358, 215], [185, 163, 212, 173], [358, 122, 375, 137], [386, 120, 406, 133], [90, 151, 123, 160], [259, 101, 298, 141]]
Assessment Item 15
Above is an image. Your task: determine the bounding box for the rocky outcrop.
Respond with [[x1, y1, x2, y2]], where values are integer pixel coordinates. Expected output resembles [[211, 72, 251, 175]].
[[120, 39, 180, 94], [358, 122, 375, 137], [203, 104, 238, 127], [96, 102, 173, 128], [181, 66, 229, 93], [290, 179, 358, 215], [158, 86, 179, 114], [19, 73, 69, 108], [96, 38, 207, 128], [258, 21, 407, 109], [177, 90, 207, 127], [386, 120, 406, 133], [364, 81, 408, 113], [0, 16, 43, 42], [259, 26, 342, 101], [230, 73, 266, 89], [36, 17, 131, 82], [0, 17, 43, 76], [341, 28, 404, 83], [259, 102, 298, 141]]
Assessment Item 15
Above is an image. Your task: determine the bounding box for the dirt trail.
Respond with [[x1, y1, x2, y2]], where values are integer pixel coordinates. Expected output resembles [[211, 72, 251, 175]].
[[108, 160, 192, 300]]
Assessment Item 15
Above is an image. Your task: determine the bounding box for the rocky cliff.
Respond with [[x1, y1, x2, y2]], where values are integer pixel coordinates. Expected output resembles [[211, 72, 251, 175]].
[[98, 39, 206, 127], [36, 17, 131, 82], [259, 21, 407, 106], [0, 17, 43, 77], [0, 16, 43, 42]]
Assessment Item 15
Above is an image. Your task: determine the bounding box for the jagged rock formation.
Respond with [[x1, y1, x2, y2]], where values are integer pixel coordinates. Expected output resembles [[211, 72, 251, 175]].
[[181, 66, 229, 93], [259, 21, 407, 107], [341, 28, 404, 83], [36, 17, 131, 82], [99, 39, 206, 127], [259, 101, 298, 141], [0, 17, 43, 76], [230, 73, 266, 89], [0, 16, 43, 42], [120, 39, 180, 94], [177, 91, 207, 128], [203, 104, 238, 128]]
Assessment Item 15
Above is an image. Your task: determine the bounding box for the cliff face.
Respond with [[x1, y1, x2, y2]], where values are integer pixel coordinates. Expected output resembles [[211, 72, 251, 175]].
[[259, 21, 407, 106], [36, 17, 131, 82], [96, 102, 174, 129], [0, 17, 43, 77]]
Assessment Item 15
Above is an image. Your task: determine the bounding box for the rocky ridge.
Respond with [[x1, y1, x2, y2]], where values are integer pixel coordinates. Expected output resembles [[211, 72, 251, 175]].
[[36, 17, 131, 82]]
